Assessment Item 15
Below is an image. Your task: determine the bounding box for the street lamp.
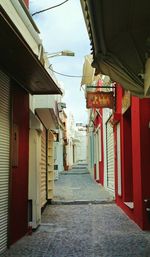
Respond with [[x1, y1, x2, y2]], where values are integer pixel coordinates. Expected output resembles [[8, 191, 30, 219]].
[[47, 50, 75, 58]]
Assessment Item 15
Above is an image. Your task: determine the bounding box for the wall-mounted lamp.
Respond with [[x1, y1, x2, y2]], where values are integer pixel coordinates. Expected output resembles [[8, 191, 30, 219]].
[[47, 50, 75, 58]]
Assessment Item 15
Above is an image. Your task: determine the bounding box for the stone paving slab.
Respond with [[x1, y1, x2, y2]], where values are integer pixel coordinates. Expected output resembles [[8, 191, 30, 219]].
[[2, 204, 150, 257], [2, 165, 150, 256], [53, 167, 114, 203], [51, 199, 115, 205]]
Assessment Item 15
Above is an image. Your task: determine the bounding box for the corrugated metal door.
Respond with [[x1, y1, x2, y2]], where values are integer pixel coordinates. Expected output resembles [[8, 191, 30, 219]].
[[47, 131, 54, 200], [40, 127, 47, 208], [0, 71, 10, 254], [117, 123, 122, 196], [106, 120, 115, 193]]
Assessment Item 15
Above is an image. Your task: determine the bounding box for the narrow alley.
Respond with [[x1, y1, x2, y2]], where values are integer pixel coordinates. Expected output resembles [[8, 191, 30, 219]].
[[2, 165, 150, 257], [2, 1, 150, 257]]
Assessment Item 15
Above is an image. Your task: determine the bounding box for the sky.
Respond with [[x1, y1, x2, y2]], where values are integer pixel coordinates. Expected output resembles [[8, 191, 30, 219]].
[[29, 0, 91, 124]]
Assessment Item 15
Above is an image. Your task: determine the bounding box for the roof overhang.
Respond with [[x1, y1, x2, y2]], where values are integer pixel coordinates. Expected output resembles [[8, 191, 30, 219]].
[[35, 108, 59, 130], [0, 6, 62, 95], [81, 0, 150, 97]]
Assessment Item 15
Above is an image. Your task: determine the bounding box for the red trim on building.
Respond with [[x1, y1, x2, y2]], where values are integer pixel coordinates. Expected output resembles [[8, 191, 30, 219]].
[[99, 110, 104, 185], [10, 83, 29, 244], [93, 108, 104, 185], [114, 84, 150, 230], [94, 164, 96, 180]]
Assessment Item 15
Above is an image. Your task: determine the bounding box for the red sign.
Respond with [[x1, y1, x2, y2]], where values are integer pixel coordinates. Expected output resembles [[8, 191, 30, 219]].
[[86, 91, 114, 109]]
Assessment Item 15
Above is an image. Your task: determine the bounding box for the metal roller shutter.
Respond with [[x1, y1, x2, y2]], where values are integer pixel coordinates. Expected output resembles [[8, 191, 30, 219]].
[[0, 71, 10, 254], [47, 131, 54, 200], [106, 119, 115, 193], [40, 127, 47, 208]]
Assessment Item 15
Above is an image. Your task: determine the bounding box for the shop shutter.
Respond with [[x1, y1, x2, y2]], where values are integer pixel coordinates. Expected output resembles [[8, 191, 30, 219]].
[[0, 71, 10, 253], [47, 131, 54, 200], [106, 120, 115, 193], [40, 127, 47, 208]]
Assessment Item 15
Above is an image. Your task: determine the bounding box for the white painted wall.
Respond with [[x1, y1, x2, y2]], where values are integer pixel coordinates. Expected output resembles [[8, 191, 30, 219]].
[[1, 0, 40, 55], [54, 129, 64, 178], [66, 139, 74, 169], [1, 0, 61, 87], [75, 130, 87, 163], [32, 94, 62, 111]]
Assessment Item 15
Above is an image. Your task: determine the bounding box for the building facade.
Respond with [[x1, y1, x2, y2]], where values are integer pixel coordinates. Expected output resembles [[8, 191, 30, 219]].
[[84, 77, 150, 230], [0, 0, 61, 254], [112, 85, 150, 230], [81, 0, 150, 230]]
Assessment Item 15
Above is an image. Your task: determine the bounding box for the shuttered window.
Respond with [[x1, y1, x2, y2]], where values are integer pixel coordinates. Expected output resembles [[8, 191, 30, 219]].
[[106, 120, 115, 193]]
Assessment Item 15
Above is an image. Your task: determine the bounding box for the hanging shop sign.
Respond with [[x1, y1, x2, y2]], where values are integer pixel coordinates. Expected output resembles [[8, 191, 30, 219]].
[[86, 91, 114, 109]]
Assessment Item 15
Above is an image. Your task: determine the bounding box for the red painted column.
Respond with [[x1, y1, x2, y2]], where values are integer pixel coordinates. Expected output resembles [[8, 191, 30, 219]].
[[114, 85, 123, 201], [138, 98, 150, 229], [130, 96, 150, 229], [94, 164, 96, 180], [10, 83, 29, 244], [94, 111, 104, 184], [99, 109, 104, 185], [131, 97, 143, 228], [115, 86, 135, 222], [114, 87, 150, 229]]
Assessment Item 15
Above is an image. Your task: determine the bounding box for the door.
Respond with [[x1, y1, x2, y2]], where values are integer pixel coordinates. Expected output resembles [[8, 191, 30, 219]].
[[47, 131, 54, 200], [106, 119, 115, 194]]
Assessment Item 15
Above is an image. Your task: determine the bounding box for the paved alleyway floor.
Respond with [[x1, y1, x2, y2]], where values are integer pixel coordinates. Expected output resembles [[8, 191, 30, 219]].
[[2, 164, 150, 257], [52, 164, 114, 203]]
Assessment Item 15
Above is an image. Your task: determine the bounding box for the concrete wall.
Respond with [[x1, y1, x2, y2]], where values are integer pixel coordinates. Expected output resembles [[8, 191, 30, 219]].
[[75, 130, 87, 163]]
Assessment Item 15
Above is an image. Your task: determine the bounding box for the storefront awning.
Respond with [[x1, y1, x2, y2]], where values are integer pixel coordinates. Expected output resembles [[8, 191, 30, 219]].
[[35, 108, 59, 130], [0, 6, 62, 95], [81, 55, 99, 86], [81, 0, 150, 97]]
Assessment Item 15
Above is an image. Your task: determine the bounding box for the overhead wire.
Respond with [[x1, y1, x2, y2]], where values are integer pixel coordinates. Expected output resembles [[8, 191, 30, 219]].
[[49, 66, 90, 78], [32, 0, 69, 16]]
